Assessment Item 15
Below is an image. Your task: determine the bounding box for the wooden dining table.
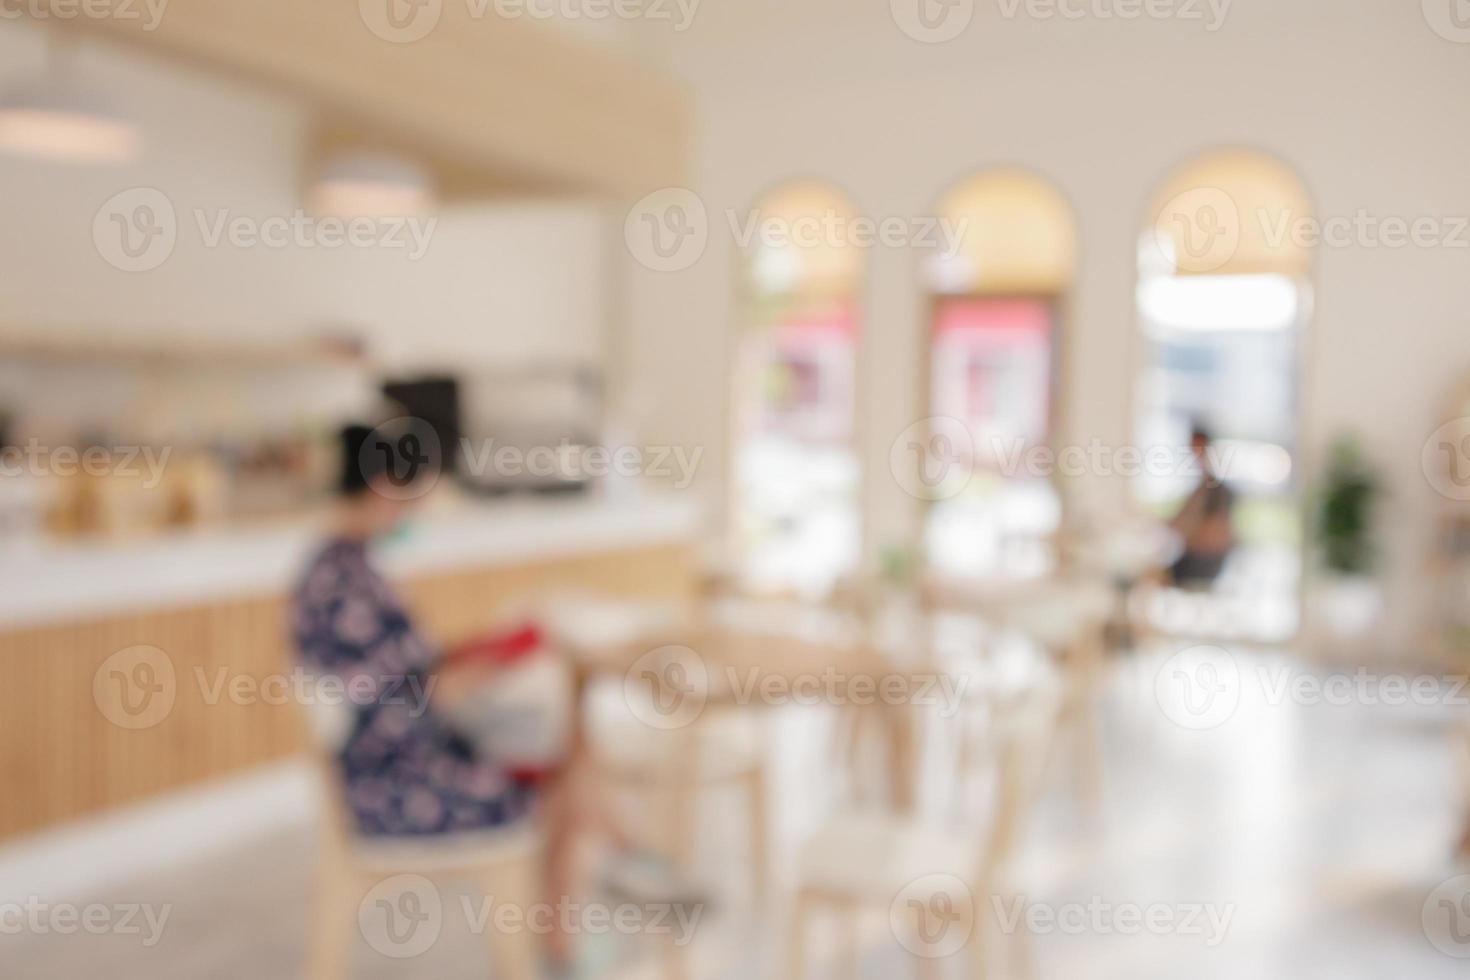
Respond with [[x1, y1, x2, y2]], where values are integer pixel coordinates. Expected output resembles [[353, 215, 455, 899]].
[[561, 601, 935, 811]]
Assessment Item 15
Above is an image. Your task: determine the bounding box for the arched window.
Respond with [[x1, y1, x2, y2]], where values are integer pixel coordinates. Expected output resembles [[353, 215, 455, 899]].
[[919, 170, 1078, 582], [1137, 149, 1313, 640], [730, 182, 863, 595]]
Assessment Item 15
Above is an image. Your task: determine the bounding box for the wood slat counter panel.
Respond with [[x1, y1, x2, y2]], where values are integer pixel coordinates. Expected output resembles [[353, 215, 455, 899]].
[[0, 541, 694, 842]]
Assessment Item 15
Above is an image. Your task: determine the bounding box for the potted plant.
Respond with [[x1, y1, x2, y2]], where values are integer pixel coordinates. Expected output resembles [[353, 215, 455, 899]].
[[1312, 435, 1383, 642]]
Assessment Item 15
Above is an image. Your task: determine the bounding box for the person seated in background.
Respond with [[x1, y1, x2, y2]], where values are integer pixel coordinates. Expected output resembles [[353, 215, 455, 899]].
[[291, 421, 695, 975], [1166, 423, 1235, 588]]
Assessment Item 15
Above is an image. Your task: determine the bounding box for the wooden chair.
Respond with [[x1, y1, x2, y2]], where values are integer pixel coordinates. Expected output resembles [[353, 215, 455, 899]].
[[784, 678, 1060, 980], [1002, 579, 1111, 815], [1458, 720, 1470, 860], [544, 595, 771, 901], [586, 684, 770, 899], [301, 698, 545, 980], [903, 571, 1110, 817]]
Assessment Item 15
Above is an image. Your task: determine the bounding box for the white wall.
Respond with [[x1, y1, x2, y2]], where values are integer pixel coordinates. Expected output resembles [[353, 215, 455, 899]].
[[625, 0, 1470, 654], [320, 202, 607, 373], [0, 24, 607, 373]]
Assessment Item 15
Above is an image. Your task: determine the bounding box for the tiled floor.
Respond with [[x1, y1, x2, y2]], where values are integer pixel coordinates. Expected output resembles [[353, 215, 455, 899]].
[[5, 644, 1469, 978]]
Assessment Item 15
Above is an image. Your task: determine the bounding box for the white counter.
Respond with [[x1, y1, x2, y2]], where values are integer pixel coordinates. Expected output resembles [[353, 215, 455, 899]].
[[0, 494, 702, 630]]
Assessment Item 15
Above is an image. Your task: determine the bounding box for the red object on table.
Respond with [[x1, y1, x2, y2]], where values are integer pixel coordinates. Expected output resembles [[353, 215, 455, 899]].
[[443, 622, 544, 669]]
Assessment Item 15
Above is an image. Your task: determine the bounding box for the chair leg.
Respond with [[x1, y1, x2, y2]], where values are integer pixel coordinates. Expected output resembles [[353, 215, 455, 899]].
[[784, 889, 816, 980], [1008, 907, 1038, 980], [306, 849, 357, 980], [660, 933, 693, 980], [915, 944, 943, 980], [661, 732, 700, 868], [835, 900, 859, 980], [966, 890, 989, 980], [746, 765, 770, 899], [662, 779, 697, 868], [481, 857, 541, 980], [1071, 700, 1104, 819]]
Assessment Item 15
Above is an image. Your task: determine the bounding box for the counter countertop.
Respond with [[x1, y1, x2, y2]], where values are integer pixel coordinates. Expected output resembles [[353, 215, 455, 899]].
[[0, 493, 701, 629]]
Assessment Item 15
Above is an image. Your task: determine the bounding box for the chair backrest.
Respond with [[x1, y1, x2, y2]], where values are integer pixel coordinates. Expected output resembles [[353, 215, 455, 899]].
[[908, 674, 1060, 889]]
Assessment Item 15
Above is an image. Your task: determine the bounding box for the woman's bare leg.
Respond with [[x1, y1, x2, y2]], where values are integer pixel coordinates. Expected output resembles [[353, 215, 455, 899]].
[[537, 747, 639, 966]]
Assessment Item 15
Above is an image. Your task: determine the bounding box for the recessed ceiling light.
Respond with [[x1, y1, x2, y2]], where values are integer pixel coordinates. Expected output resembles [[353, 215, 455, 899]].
[[0, 39, 140, 164], [310, 150, 436, 218]]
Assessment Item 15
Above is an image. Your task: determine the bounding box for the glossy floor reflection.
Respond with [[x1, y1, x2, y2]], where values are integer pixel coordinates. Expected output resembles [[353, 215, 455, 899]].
[[4, 646, 1467, 979]]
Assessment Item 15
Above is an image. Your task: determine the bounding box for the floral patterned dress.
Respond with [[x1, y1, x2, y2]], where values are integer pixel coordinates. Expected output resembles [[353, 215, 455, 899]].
[[291, 538, 533, 836]]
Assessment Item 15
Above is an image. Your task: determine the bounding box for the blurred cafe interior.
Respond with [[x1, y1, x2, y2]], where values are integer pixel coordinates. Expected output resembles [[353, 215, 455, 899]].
[[3, 2, 1470, 978]]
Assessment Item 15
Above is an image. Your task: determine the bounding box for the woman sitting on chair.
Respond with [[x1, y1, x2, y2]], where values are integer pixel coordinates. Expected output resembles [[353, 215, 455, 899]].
[[292, 422, 695, 975], [292, 422, 537, 837]]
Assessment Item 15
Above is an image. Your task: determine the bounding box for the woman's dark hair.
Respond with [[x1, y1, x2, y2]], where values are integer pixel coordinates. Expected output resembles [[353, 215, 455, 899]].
[[336, 420, 441, 498], [337, 424, 379, 497]]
